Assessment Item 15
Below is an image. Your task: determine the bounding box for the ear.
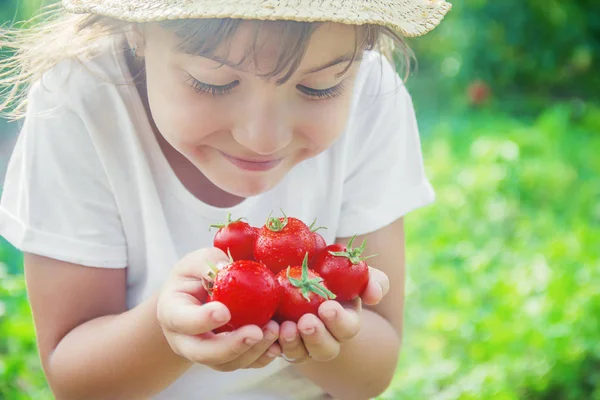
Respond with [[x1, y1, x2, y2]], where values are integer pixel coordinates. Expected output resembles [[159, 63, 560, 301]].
[[125, 23, 146, 57]]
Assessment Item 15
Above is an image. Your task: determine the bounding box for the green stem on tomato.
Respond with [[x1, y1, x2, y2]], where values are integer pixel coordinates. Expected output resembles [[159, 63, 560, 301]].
[[266, 209, 289, 232], [208, 212, 244, 231], [287, 253, 336, 302], [308, 217, 328, 233], [328, 235, 378, 264]]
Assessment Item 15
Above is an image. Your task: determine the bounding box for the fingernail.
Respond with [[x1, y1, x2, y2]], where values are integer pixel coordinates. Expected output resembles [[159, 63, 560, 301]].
[[377, 283, 384, 299], [244, 337, 260, 346], [322, 310, 337, 320], [211, 310, 228, 323], [300, 327, 315, 336], [266, 350, 278, 358]]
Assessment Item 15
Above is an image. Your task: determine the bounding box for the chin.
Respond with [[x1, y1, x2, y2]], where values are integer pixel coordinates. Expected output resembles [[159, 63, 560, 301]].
[[220, 177, 277, 198], [203, 167, 281, 198]]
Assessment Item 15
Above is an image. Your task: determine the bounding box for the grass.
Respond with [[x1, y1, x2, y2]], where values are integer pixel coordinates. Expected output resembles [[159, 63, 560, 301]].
[[380, 101, 600, 399]]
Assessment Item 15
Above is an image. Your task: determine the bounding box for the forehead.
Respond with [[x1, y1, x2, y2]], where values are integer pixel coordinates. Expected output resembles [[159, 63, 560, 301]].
[[228, 21, 358, 57], [148, 20, 361, 73]]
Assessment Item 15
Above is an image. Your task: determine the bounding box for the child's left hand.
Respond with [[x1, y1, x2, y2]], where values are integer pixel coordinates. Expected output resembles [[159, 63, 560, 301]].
[[278, 266, 389, 364]]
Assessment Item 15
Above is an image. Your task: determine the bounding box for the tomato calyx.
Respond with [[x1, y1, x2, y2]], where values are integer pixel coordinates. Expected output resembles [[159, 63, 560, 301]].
[[308, 217, 327, 233], [202, 267, 217, 296], [203, 250, 235, 296], [328, 235, 378, 265], [287, 253, 336, 302], [266, 209, 289, 232], [209, 212, 244, 231]]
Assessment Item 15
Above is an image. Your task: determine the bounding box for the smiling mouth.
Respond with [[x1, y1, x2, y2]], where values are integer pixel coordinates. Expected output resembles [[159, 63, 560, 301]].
[[219, 151, 283, 172]]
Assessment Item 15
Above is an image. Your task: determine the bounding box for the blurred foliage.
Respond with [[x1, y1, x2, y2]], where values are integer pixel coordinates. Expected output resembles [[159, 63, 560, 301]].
[[0, 260, 53, 400], [1, 0, 599, 399], [379, 101, 600, 399], [0, 0, 44, 27], [402, 0, 600, 122]]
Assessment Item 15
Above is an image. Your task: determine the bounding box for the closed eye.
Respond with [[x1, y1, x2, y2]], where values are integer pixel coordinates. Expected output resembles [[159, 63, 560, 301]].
[[184, 73, 239, 96], [297, 81, 347, 100], [184, 71, 346, 100]]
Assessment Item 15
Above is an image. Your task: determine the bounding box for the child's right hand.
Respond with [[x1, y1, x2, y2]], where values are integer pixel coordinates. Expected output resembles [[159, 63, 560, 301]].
[[157, 248, 282, 372]]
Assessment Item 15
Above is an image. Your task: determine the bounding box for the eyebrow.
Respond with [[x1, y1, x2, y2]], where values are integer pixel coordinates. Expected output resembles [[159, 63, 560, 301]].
[[197, 52, 363, 75], [302, 53, 364, 74]]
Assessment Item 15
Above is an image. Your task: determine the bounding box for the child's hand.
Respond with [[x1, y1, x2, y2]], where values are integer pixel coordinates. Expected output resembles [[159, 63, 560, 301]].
[[278, 266, 389, 364], [157, 248, 282, 372]]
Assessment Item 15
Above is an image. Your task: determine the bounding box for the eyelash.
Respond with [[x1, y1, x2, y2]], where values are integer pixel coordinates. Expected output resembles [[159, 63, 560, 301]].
[[184, 74, 239, 96], [184, 73, 346, 100], [297, 81, 347, 100]]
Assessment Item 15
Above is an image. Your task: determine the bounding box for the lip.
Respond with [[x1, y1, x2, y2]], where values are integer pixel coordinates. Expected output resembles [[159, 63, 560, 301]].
[[219, 151, 283, 172]]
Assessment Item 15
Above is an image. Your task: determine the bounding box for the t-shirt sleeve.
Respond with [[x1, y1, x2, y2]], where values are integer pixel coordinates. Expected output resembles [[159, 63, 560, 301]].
[[336, 54, 436, 238], [0, 78, 128, 268]]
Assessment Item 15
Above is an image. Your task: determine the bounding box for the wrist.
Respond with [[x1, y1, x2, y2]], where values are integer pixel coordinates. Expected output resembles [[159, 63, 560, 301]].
[[148, 292, 196, 369], [291, 309, 400, 400]]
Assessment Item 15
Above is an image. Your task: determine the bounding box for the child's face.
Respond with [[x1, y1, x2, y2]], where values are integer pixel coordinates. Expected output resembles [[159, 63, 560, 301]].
[[141, 22, 364, 198]]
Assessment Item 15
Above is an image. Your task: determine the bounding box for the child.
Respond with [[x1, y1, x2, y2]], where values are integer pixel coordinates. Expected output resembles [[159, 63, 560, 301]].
[[0, 0, 450, 399]]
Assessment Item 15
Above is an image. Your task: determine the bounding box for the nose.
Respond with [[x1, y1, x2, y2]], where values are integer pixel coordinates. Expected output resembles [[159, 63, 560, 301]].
[[232, 94, 293, 156]]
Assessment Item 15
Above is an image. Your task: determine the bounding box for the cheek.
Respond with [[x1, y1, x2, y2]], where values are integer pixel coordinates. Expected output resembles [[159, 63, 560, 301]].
[[146, 77, 228, 145], [297, 97, 354, 150]]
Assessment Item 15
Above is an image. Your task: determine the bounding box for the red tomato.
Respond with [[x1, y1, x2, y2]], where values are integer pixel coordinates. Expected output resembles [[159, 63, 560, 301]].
[[313, 235, 374, 301], [210, 213, 257, 261], [275, 253, 336, 323], [206, 259, 282, 333], [254, 211, 315, 274], [310, 231, 327, 268], [307, 217, 328, 268]]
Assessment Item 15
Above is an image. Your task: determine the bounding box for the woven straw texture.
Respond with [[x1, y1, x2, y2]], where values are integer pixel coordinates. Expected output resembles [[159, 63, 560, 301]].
[[61, 0, 452, 37]]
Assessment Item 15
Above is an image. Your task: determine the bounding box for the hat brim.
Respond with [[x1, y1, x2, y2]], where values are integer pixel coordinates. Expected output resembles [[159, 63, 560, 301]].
[[62, 0, 451, 38]]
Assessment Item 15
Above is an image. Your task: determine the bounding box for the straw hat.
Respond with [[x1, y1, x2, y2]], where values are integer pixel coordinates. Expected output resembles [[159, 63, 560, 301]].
[[61, 0, 452, 37]]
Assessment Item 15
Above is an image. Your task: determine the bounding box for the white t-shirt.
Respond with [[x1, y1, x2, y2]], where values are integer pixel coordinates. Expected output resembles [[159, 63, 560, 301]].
[[0, 34, 435, 399]]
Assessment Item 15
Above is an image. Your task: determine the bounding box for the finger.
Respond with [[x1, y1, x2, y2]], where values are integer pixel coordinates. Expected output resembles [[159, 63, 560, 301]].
[[158, 297, 231, 336], [245, 342, 282, 369], [173, 279, 210, 303], [278, 320, 310, 364], [361, 267, 390, 306], [297, 313, 340, 362], [218, 321, 280, 371], [166, 247, 231, 306], [172, 324, 264, 367], [175, 247, 230, 281], [318, 300, 361, 343]]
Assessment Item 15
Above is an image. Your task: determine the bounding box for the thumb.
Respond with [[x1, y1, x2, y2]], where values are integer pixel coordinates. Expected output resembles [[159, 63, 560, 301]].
[[361, 267, 390, 306]]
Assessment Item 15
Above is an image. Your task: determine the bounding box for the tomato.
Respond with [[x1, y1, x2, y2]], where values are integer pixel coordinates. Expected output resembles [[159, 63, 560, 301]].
[[205, 259, 282, 333], [309, 231, 327, 268], [275, 253, 336, 323], [307, 218, 328, 268], [254, 211, 316, 274], [312, 235, 374, 301], [210, 213, 258, 261]]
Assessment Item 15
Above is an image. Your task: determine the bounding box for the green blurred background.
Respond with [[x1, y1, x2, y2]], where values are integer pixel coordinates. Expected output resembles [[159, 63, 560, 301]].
[[1, 1, 599, 399]]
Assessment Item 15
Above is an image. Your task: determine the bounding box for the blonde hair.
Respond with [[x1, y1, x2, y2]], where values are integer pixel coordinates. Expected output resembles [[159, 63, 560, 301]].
[[0, 2, 414, 121]]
